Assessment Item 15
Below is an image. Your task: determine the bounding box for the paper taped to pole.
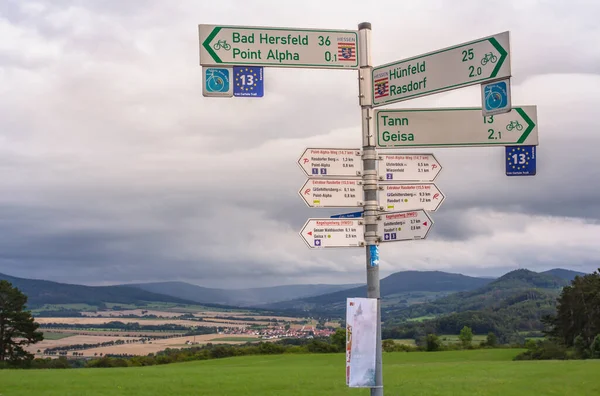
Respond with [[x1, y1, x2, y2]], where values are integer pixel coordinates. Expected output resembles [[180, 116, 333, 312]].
[[346, 297, 377, 388]]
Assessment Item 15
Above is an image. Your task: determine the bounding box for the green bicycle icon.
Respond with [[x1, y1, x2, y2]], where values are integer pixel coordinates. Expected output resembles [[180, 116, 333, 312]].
[[213, 40, 231, 51], [480, 52, 498, 66], [506, 121, 523, 131]]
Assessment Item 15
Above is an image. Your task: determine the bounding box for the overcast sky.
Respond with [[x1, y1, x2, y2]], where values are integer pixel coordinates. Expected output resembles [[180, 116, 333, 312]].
[[0, 0, 599, 288]]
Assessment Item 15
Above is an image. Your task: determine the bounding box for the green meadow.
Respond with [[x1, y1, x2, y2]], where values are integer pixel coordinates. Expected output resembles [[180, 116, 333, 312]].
[[1, 349, 598, 395]]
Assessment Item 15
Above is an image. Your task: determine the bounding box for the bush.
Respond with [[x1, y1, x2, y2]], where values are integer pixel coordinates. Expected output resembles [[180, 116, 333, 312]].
[[425, 334, 442, 352], [514, 340, 569, 360]]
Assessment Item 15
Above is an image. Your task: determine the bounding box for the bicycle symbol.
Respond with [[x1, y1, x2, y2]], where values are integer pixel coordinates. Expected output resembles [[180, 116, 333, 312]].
[[213, 40, 231, 51], [506, 121, 523, 131], [480, 52, 498, 66]]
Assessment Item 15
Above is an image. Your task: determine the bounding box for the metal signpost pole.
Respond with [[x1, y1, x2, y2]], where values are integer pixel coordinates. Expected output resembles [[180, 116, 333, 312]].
[[357, 22, 383, 395]]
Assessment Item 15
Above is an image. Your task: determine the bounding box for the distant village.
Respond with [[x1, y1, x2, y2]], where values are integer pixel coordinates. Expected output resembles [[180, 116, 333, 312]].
[[220, 324, 336, 340]]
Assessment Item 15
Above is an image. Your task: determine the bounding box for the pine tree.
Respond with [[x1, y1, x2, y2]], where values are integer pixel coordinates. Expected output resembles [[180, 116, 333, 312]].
[[0, 280, 44, 363], [543, 269, 600, 349]]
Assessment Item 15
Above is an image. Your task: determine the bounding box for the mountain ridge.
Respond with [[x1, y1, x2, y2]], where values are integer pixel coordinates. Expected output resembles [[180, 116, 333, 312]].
[[125, 281, 362, 307], [0, 272, 197, 308]]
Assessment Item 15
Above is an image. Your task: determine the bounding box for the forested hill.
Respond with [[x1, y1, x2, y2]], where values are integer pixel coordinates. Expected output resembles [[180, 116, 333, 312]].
[[262, 270, 493, 314], [0, 272, 197, 307], [381, 269, 583, 341], [384, 269, 570, 322], [541, 268, 586, 281]]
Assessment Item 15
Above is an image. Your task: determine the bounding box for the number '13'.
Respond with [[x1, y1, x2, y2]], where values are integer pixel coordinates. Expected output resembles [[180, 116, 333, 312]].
[[512, 153, 527, 164], [240, 74, 254, 86]]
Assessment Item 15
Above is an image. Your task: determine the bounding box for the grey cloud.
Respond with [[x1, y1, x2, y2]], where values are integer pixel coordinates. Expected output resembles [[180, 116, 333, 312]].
[[1, 0, 599, 287]]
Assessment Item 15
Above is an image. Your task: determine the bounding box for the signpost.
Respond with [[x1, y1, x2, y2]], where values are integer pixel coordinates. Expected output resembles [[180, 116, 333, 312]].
[[378, 153, 442, 182], [375, 106, 538, 149], [372, 31, 510, 107], [298, 179, 362, 208], [377, 210, 433, 242], [199, 24, 359, 69], [300, 218, 365, 248], [382, 183, 445, 212], [297, 148, 362, 178], [200, 21, 538, 396]]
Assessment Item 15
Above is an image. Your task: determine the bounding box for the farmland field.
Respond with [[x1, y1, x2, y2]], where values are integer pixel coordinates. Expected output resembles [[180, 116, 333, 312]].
[[41, 332, 74, 340], [1, 350, 599, 395], [29, 306, 325, 357]]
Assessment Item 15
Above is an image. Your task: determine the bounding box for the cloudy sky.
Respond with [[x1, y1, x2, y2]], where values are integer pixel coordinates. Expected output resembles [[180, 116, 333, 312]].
[[0, 0, 599, 288]]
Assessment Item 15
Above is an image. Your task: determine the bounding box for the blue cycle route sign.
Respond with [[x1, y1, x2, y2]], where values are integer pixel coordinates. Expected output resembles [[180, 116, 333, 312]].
[[506, 146, 536, 176], [233, 66, 264, 97], [203, 67, 233, 97], [481, 78, 511, 116]]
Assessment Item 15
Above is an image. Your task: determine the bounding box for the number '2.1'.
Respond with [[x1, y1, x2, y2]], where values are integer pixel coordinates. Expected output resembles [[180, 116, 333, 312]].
[[483, 115, 502, 140]]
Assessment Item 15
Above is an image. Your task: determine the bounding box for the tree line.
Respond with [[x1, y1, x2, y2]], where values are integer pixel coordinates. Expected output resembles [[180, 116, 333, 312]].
[[39, 321, 219, 333]]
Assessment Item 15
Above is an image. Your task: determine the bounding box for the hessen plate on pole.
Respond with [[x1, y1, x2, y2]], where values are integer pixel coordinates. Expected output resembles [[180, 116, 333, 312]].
[[331, 211, 363, 219], [371, 31, 511, 107], [382, 183, 445, 212], [375, 106, 538, 149], [377, 210, 433, 242], [299, 179, 362, 208], [199, 24, 359, 69], [378, 153, 442, 182], [300, 218, 364, 248], [297, 148, 362, 178]]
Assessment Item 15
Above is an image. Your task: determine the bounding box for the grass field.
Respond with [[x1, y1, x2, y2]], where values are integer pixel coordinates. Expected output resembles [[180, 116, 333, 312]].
[[1, 349, 599, 395]]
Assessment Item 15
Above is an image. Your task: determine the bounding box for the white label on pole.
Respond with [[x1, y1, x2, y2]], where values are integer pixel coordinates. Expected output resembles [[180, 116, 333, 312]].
[[377, 210, 433, 242], [346, 297, 377, 387], [297, 148, 362, 178], [300, 219, 364, 248], [372, 31, 510, 107], [299, 179, 362, 208], [375, 106, 538, 148], [378, 153, 442, 182], [382, 183, 445, 212], [199, 24, 359, 69]]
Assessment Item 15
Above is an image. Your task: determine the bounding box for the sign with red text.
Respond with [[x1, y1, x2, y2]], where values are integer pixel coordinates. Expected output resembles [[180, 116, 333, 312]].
[[298, 148, 362, 178], [382, 183, 445, 212], [300, 218, 364, 248], [378, 153, 442, 182], [299, 179, 362, 208], [377, 210, 433, 242]]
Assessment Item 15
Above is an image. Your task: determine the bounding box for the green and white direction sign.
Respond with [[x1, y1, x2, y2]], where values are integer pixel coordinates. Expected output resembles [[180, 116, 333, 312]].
[[199, 24, 359, 69], [372, 31, 511, 107], [375, 106, 538, 149]]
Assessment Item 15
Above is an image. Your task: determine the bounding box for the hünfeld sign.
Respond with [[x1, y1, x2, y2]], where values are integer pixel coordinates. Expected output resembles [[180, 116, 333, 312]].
[[372, 31, 510, 106], [199, 25, 359, 69], [375, 106, 538, 148]]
